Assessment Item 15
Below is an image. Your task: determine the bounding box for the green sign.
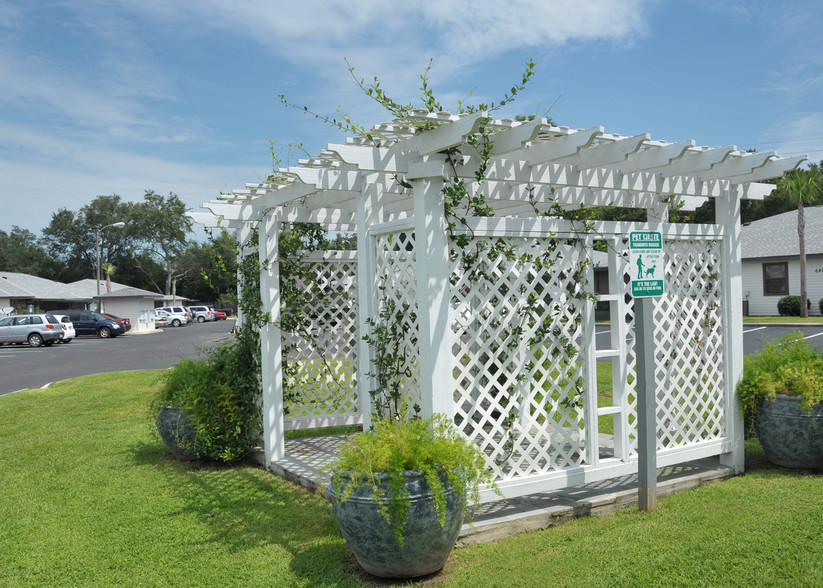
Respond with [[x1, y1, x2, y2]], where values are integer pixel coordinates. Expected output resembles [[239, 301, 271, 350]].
[[629, 231, 664, 298]]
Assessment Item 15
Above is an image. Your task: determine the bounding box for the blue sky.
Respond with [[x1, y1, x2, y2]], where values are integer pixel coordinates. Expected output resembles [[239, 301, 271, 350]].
[[2, 0, 822, 237]]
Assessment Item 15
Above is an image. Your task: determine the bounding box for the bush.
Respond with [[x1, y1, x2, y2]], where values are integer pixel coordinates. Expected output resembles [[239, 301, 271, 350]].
[[819, 298, 823, 315], [153, 341, 262, 461], [737, 332, 823, 423], [777, 295, 810, 316]]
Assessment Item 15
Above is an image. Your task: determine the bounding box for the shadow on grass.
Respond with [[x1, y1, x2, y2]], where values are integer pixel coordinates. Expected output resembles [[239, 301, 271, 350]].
[[128, 439, 360, 587]]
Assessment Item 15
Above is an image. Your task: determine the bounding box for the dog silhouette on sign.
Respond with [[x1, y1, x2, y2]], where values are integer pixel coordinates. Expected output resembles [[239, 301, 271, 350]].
[[645, 265, 656, 278]]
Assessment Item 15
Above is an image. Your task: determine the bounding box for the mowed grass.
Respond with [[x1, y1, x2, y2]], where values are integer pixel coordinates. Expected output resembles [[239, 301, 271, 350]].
[[0, 372, 355, 588], [1, 371, 822, 587]]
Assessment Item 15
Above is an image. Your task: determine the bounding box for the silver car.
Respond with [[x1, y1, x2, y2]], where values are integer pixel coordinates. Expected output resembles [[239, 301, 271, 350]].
[[0, 314, 64, 347]]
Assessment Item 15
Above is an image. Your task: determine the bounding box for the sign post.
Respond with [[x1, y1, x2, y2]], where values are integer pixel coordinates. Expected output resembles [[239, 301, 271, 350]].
[[630, 231, 664, 512]]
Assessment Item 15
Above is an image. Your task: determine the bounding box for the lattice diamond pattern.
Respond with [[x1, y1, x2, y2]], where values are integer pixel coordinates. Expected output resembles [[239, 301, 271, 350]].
[[450, 236, 594, 480], [284, 258, 360, 420], [652, 240, 725, 448], [371, 232, 421, 416]]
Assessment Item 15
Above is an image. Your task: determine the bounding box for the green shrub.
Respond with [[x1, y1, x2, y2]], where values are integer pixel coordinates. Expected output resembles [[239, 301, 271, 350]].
[[819, 297, 823, 315], [737, 332, 823, 423], [777, 295, 803, 316], [153, 341, 261, 461]]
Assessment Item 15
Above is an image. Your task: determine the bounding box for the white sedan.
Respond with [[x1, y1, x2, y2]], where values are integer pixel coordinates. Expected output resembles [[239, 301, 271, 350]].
[[52, 314, 76, 343]]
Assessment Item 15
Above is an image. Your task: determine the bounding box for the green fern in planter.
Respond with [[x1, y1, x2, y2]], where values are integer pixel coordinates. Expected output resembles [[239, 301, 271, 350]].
[[329, 414, 495, 546], [737, 332, 823, 421]]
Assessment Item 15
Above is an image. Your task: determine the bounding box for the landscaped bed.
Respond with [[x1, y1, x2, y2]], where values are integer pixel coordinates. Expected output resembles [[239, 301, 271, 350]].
[[1, 371, 821, 586]]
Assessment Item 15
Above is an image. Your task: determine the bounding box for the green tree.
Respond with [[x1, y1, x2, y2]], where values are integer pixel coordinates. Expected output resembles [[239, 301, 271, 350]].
[[42, 195, 135, 283], [0, 226, 59, 278], [776, 166, 823, 318], [131, 190, 193, 296], [176, 229, 238, 303]]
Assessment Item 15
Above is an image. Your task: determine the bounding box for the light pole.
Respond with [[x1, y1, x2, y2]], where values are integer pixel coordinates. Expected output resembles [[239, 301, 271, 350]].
[[95, 222, 125, 298]]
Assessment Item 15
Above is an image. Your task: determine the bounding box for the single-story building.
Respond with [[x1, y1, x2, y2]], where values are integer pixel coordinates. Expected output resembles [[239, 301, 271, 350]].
[[70, 279, 167, 333], [741, 206, 823, 316], [0, 272, 166, 332], [0, 271, 86, 312]]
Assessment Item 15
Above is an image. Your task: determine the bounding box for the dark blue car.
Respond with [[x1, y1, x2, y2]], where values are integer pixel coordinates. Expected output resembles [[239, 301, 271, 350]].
[[50, 309, 125, 339]]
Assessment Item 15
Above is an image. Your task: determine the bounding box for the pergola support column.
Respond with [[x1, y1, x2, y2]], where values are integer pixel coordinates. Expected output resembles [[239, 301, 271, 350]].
[[412, 175, 455, 419], [355, 181, 382, 428], [259, 212, 285, 464], [717, 188, 745, 473]]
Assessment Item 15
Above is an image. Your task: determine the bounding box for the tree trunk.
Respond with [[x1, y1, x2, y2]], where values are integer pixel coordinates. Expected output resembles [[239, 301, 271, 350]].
[[798, 200, 808, 318]]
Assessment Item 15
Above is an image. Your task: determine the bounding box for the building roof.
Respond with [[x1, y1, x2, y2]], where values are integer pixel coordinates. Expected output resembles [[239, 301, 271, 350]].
[[0, 271, 85, 301], [0, 273, 164, 302], [97, 286, 163, 299], [741, 206, 823, 260]]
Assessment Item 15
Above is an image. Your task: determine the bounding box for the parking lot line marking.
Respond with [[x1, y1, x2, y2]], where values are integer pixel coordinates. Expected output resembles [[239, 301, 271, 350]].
[[803, 331, 823, 341], [743, 327, 767, 334]]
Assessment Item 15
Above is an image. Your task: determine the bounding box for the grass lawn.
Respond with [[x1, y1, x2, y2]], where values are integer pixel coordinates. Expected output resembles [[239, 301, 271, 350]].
[[2, 371, 822, 586]]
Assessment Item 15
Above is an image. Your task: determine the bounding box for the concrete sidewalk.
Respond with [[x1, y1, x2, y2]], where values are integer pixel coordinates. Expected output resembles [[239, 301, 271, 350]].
[[256, 435, 736, 545]]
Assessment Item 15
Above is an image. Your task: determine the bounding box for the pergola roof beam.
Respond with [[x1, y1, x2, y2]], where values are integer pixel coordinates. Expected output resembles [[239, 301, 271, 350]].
[[514, 126, 604, 165], [725, 154, 806, 184], [659, 146, 736, 177], [576, 134, 649, 169], [696, 151, 778, 181], [615, 140, 696, 173], [399, 111, 488, 155], [488, 117, 551, 155]]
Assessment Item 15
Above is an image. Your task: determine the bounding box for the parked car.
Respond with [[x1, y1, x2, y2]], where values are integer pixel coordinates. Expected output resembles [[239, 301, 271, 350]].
[[50, 309, 126, 338], [101, 313, 132, 332], [209, 308, 227, 320], [154, 309, 186, 327], [52, 314, 75, 343], [188, 306, 215, 322], [0, 313, 64, 347], [157, 306, 190, 325], [183, 307, 194, 322]]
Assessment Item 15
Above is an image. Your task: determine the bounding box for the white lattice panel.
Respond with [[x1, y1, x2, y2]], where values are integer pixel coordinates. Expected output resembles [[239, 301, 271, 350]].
[[450, 236, 597, 480], [371, 232, 421, 417], [652, 239, 725, 448], [284, 256, 360, 424]]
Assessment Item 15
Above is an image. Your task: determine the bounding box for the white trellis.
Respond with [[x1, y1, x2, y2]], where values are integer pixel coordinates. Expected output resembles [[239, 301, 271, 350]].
[[192, 112, 805, 502]]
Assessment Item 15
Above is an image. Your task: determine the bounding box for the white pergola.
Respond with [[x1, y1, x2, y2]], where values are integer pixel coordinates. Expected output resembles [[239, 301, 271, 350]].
[[193, 111, 805, 502]]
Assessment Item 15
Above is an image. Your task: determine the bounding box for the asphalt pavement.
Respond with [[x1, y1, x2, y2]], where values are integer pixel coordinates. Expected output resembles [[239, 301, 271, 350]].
[[3, 318, 822, 396], [0, 319, 235, 396]]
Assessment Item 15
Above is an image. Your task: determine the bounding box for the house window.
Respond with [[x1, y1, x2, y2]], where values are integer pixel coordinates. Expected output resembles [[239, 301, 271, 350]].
[[762, 262, 789, 296]]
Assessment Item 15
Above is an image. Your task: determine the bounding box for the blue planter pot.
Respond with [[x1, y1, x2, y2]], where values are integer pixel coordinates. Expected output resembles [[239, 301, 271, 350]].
[[329, 470, 465, 579], [755, 394, 823, 469], [155, 406, 199, 461]]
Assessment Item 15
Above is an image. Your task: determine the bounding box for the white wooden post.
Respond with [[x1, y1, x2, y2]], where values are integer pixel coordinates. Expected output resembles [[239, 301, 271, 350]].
[[608, 235, 631, 461], [412, 175, 455, 419], [581, 234, 599, 465], [235, 223, 255, 330], [717, 187, 745, 473], [356, 180, 382, 429], [259, 212, 285, 464]]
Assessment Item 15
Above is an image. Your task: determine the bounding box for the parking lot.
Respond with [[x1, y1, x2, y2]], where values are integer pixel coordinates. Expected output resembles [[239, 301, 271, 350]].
[[0, 319, 235, 396], [3, 318, 822, 397], [592, 323, 823, 359]]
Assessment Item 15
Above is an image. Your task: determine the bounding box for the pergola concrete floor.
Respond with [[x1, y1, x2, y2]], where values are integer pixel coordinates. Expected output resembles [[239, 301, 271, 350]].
[[253, 434, 735, 546]]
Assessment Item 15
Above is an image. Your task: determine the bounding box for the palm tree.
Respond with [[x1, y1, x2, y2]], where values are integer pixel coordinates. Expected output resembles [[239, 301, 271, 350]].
[[778, 167, 823, 318], [102, 262, 116, 293]]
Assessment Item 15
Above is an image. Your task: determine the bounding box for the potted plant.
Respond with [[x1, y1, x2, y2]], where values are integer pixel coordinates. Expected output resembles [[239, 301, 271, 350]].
[[152, 342, 262, 462], [737, 332, 823, 469], [328, 414, 495, 579]]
